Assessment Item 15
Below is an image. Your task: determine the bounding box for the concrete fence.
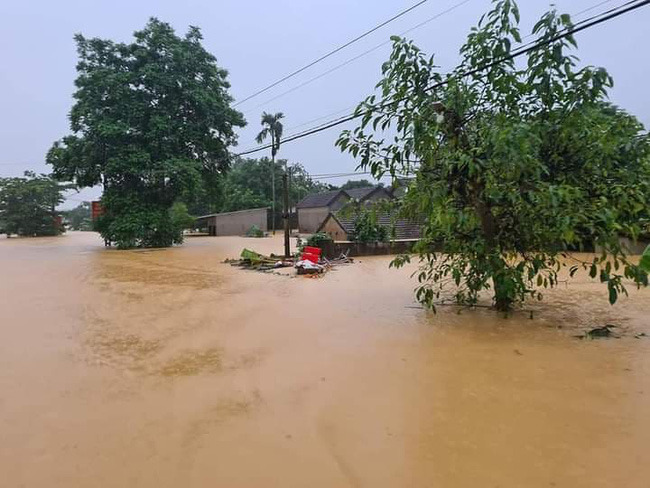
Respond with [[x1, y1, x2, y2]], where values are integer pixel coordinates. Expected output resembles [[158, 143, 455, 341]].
[[318, 239, 419, 259]]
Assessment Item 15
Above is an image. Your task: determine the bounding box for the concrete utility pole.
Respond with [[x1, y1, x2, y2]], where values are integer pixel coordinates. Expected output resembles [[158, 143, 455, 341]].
[[271, 152, 276, 235], [282, 172, 290, 258]]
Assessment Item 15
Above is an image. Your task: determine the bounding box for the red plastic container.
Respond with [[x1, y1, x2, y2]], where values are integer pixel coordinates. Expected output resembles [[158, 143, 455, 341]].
[[303, 246, 322, 256], [301, 252, 319, 263]]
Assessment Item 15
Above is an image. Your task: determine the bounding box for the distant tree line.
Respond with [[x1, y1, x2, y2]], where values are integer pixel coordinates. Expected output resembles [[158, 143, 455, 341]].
[[0, 172, 69, 237]]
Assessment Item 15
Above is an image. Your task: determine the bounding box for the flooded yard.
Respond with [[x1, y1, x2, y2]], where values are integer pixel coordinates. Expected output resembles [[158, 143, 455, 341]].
[[1, 232, 649, 487]]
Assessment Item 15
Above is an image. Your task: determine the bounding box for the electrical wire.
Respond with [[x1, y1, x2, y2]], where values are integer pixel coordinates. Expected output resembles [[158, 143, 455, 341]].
[[252, 0, 634, 141], [244, 0, 475, 115], [233, 0, 431, 107], [233, 0, 650, 158]]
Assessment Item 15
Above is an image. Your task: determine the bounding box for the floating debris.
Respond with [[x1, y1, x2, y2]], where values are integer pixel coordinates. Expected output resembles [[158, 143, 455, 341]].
[[575, 324, 619, 340], [224, 247, 354, 278]]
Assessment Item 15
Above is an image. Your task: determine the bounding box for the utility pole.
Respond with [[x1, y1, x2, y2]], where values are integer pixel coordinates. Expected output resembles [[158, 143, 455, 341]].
[[271, 152, 276, 235], [282, 171, 290, 258]]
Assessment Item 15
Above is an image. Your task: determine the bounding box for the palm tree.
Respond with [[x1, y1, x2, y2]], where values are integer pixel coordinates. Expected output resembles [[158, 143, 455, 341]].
[[255, 112, 284, 236]]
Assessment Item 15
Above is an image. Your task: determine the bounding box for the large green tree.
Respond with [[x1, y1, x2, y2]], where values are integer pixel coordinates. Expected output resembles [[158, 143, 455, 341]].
[[220, 158, 329, 213], [47, 18, 245, 248], [0, 172, 68, 237], [340, 179, 376, 190], [338, 0, 650, 311]]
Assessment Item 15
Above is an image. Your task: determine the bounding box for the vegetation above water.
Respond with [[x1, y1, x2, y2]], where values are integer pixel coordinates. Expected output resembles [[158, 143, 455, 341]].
[[338, 0, 650, 311], [0, 172, 69, 236], [47, 18, 245, 248], [62, 202, 92, 231]]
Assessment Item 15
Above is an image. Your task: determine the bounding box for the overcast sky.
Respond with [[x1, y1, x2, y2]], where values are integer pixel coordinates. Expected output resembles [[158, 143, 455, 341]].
[[1, 0, 648, 208]]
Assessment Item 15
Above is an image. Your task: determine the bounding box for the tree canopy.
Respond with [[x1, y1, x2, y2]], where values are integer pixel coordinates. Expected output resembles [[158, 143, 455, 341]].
[[47, 18, 245, 248], [337, 0, 650, 311], [219, 158, 330, 213], [62, 201, 92, 231], [340, 179, 376, 190], [0, 172, 68, 237]]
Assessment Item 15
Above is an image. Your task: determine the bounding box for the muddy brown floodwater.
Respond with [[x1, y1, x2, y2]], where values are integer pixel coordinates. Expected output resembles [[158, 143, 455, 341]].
[[1, 232, 649, 487]]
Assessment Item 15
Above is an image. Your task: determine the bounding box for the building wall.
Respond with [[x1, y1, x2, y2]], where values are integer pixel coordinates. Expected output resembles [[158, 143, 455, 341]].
[[204, 208, 268, 236], [297, 207, 330, 233], [320, 216, 349, 241], [297, 193, 350, 233]]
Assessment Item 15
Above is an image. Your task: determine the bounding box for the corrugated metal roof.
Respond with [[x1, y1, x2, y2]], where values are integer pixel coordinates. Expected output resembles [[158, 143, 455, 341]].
[[296, 190, 346, 208]]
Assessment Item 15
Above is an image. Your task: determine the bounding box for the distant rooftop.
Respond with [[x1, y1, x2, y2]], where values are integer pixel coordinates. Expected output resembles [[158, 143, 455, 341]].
[[297, 186, 391, 209], [296, 190, 345, 209], [344, 187, 378, 200]]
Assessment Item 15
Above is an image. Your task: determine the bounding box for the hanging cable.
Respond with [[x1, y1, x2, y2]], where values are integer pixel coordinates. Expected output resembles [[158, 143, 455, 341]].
[[244, 0, 475, 114], [232, 0, 650, 158], [233, 0, 431, 107]]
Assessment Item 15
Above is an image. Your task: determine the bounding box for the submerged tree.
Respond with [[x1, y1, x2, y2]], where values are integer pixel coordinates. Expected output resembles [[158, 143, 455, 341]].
[[0, 172, 68, 236], [47, 18, 245, 248], [337, 0, 650, 311]]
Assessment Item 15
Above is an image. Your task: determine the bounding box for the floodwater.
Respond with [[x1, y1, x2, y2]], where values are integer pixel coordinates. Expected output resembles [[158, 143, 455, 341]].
[[1, 232, 649, 488]]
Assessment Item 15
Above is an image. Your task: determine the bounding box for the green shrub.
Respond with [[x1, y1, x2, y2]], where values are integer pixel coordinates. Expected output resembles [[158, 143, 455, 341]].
[[246, 225, 265, 238], [305, 232, 332, 248]]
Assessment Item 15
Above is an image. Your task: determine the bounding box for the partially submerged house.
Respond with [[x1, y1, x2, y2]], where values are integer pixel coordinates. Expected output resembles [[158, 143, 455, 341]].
[[296, 190, 349, 234], [296, 186, 393, 234], [317, 211, 421, 242]]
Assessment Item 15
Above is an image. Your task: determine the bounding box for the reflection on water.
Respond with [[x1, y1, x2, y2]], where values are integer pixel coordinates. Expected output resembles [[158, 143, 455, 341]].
[[1, 232, 649, 488]]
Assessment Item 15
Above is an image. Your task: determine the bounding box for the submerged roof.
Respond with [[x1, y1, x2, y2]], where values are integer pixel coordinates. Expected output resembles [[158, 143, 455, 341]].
[[296, 190, 346, 209]]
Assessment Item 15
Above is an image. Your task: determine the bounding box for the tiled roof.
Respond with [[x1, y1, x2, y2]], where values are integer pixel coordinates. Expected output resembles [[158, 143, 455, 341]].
[[344, 187, 377, 200], [297, 186, 391, 209], [296, 190, 345, 209], [332, 212, 421, 240]]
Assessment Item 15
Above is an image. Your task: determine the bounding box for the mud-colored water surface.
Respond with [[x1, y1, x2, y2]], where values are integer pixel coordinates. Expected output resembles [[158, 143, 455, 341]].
[[1, 232, 649, 487]]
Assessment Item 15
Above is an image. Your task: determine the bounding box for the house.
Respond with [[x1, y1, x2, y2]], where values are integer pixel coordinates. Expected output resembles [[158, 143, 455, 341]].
[[296, 186, 393, 234], [195, 207, 268, 236], [296, 190, 349, 233], [317, 211, 421, 242]]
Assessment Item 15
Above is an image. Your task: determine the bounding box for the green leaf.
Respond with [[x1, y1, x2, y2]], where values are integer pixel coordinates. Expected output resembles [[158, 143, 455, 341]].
[[608, 285, 617, 305], [640, 245, 650, 273]]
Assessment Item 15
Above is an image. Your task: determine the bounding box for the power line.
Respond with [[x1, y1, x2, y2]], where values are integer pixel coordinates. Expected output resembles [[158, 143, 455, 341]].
[[233, 0, 650, 158], [233, 0, 431, 107], [574, 0, 618, 17], [244, 0, 475, 114], [250, 0, 626, 137]]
